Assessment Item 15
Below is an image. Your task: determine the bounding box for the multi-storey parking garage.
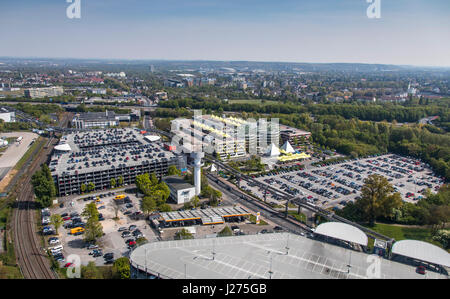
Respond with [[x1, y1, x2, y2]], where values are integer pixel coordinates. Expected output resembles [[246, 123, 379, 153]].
[[50, 128, 182, 196]]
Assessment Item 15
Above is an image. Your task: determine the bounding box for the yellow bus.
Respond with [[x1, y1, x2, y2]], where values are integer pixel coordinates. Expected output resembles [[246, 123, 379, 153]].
[[70, 227, 85, 235], [114, 194, 126, 200]]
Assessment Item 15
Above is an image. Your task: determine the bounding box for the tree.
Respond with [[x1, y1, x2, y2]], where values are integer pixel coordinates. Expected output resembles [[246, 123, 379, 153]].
[[218, 226, 233, 237], [118, 176, 124, 186], [82, 202, 100, 221], [141, 196, 157, 216], [356, 174, 402, 226], [150, 172, 159, 185], [31, 164, 57, 208], [168, 165, 181, 176], [50, 214, 63, 235], [80, 183, 87, 193], [158, 203, 172, 212], [87, 182, 95, 192], [110, 178, 116, 188], [174, 228, 194, 240], [82, 203, 103, 243], [112, 257, 130, 279], [190, 196, 200, 208]]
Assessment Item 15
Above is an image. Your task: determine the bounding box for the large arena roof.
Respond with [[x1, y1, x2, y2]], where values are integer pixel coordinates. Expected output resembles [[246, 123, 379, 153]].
[[313, 222, 368, 246], [129, 233, 445, 279], [391, 240, 450, 268]]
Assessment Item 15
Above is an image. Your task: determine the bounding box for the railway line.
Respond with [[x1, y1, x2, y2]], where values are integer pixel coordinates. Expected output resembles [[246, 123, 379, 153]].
[[12, 113, 71, 279]]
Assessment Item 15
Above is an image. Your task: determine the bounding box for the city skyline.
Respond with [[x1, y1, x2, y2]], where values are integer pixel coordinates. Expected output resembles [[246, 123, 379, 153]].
[[0, 0, 450, 67]]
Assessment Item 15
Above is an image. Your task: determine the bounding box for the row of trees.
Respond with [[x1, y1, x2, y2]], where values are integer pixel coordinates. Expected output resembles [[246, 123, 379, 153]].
[[31, 164, 57, 208], [159, 98, 450, 123]]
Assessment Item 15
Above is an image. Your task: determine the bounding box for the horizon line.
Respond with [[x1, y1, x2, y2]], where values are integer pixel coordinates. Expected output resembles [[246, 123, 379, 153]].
[[1, 56, 450, 69]]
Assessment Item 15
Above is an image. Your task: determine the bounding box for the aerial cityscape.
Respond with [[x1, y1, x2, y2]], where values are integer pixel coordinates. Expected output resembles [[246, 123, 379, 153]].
[[0, 0, 449, 288]]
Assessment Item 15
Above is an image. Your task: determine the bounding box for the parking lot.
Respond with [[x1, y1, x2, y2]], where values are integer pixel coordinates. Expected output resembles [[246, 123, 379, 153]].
[[43, 190, 159, 267], [241, 154, 445, 210]]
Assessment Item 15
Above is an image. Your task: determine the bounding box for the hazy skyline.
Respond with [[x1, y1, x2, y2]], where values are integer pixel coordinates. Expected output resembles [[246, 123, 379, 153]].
[[1, 0, 449, 67]]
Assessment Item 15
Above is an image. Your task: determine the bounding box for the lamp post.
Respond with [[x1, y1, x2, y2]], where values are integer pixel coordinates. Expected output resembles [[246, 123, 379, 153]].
[[267, 251, 273, 279]]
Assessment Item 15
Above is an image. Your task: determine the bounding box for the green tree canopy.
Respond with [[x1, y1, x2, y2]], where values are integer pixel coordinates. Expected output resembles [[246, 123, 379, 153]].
[[356, 174, 402, 226]]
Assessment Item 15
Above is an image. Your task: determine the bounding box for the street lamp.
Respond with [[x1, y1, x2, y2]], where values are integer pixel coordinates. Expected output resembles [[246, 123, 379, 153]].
[[267, 251, 273, 279]]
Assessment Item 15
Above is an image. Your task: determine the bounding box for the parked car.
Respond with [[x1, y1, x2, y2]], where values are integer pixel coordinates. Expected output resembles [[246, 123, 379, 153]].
[[416, 266, 426, 275], [48, 237, 60, 245], [103, 253, 114, 260]]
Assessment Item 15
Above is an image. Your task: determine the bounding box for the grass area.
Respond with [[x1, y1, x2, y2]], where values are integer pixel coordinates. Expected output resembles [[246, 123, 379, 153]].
[[288, 211, 307, 223], [367, 223, 444, 249], [248, 214, 268, 225], [13, 136, 45, 171], [0, 265, 22, 279]]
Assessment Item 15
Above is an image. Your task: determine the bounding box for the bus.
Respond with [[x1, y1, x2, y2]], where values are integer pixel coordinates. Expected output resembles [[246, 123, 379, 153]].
[[114, 194, 126, 200], [70, 227, 85, 235]]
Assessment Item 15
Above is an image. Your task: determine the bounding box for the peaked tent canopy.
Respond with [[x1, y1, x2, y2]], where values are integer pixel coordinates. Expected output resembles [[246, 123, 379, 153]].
[[266, 143, 280, 157], [281, 141, 295, 154]]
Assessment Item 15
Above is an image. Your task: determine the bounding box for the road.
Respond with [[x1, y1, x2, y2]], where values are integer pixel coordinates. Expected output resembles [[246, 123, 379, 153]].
[[205, 172, 311, 235]]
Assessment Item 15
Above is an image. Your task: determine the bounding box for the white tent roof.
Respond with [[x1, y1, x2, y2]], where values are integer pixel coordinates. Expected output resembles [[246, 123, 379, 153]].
[[281, 141, 295, 153], [54, 143, 71, 152], [210, 164, 217, 172], [144, 135, 161, 142], [391, 240, 450, 267], [266, 143, 280, 157], [313, 222, 368, 246]]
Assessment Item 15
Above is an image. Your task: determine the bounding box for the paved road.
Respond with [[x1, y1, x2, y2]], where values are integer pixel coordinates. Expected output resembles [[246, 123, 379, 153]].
[[207, 174, 310, 235]]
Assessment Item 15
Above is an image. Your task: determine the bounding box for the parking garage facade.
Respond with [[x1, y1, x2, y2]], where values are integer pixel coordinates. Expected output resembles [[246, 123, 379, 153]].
[[51, 128, 182, 196]]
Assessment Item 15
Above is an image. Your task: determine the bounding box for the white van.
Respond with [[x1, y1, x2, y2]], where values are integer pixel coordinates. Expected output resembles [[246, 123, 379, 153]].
[[50, 245, 63, 254]]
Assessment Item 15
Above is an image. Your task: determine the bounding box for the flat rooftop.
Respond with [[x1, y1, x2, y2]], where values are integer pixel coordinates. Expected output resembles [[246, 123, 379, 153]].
[[130, 233, 447, 279], [163, 175, 194, 191], [50, 128, 177, 177], [279, 124, 311, 136], [159, 206, 251, 223]]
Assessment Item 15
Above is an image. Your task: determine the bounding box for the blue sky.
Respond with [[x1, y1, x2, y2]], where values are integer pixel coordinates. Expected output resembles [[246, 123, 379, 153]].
[[0, 0, 449, 66]]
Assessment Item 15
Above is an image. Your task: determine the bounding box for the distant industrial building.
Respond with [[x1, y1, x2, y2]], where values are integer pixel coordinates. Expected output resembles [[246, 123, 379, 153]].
[[71, 110, 139, 129], [162, 175, 196, 204], [50, 128, 182, 196], [24, 86, 64, 98]]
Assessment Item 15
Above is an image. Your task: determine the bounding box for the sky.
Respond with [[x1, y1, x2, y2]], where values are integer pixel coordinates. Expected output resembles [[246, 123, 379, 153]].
[[0, 0, 449, 67]]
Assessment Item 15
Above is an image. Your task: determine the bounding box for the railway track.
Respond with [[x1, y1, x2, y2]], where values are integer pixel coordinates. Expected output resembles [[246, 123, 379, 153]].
[[12, 113, 71, 279], [13, 136, 57, 278]]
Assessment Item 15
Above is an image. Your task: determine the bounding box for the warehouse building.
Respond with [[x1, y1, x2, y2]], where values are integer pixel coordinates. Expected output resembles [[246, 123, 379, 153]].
[[50, 128, 182, 196]]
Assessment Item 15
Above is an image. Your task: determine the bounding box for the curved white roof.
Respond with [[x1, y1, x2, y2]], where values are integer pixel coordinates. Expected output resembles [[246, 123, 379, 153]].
[[314, 222, 368, 246], [391, 240, 450, 267], [54, 143, 71, 152], [144, 135, 161, 142]]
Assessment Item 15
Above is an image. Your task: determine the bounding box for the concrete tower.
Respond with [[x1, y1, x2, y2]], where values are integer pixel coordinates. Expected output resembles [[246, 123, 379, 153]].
[[191, 152, 204, 196]]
